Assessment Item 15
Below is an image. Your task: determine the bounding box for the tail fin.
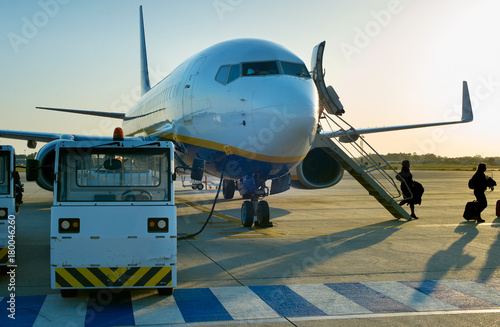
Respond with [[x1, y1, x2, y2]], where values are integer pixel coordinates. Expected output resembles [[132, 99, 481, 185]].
[[461, 81, 473, 122], [140, 6, 151, 95]]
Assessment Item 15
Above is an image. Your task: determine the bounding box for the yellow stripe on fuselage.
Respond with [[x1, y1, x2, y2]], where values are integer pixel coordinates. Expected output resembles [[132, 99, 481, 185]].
[[155, 131, 308, 164]]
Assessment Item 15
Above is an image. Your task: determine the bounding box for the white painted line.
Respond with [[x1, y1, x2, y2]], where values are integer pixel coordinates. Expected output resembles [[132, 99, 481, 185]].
[[132, 291, 185, 325], [33, 294, 87, 327], [289, 308, 500, 322], [210, 286, 280, 320], [362, 281, 458, 311], [440, 280, 500, 306], [162, 317, 289, 327], [288, 283, 372, 315]]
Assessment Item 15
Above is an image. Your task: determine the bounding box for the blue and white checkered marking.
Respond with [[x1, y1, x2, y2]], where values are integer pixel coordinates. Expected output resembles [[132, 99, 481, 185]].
[[1, 279, 500, 326]]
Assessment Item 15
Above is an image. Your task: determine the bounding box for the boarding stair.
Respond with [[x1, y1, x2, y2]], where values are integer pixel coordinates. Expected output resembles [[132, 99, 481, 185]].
[[316, 115, 412, 220], [311, 40, 412, 220]]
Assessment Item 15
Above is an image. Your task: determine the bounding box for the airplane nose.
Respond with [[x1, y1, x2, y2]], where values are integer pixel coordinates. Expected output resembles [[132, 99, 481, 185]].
[[251, 78, 318, 159]]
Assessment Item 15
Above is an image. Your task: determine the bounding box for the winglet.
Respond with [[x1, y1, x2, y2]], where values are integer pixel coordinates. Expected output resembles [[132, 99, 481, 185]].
[[140, 6, 151, 95], [462, 81, 473, 122]]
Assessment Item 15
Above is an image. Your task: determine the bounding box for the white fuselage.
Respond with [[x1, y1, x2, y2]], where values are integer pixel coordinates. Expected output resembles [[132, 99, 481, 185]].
[[122, 39, 319, 181]]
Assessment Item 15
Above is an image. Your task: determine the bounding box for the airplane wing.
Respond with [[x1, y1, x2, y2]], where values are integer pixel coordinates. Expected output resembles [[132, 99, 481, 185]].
[[36, 107, 126, 119], [0, 129, 141, 144], [0, 130, 62, 142], [0, 107, 128, 145], [323, 81, 473, 140]]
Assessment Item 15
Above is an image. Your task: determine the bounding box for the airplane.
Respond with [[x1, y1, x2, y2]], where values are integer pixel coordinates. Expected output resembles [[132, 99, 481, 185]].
[[0, 6, 473, 227]]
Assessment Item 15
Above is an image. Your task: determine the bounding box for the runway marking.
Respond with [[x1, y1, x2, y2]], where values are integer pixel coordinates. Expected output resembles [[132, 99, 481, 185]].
[[288, 308, 500, 323], [362, 281, 458, 311], [211, 286, 281, 320], [2, 279, 500, 326], [174, 288, 232, 323], [86, 291, 135, 327], [250, 285, 326, 317], [132, 291, 185, 325], [401, 280, 498, 309], [287, 283, 371, 315], [440, 280, 500, 306], [33, 294, 87, 327], [176, 196, 241, 225], [326, 282, 416, 313]]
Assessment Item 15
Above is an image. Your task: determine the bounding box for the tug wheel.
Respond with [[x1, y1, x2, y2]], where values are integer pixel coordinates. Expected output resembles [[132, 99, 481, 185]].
[[60, 289, 78, 298]]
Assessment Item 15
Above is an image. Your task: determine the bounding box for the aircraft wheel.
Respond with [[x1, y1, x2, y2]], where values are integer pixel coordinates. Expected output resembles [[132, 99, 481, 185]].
[[223, 180, 235, 199], [241, 201, 254, 227], [257, 201, 270, 227]]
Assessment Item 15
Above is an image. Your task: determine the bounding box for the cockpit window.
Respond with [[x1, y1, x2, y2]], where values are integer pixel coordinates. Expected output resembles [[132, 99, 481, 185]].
[[215, 65, 230, 84], [242, 61, 279, 76], [281, 62, 311, 78], [227, 65, 240, 83], [215, 64, 241, 85]]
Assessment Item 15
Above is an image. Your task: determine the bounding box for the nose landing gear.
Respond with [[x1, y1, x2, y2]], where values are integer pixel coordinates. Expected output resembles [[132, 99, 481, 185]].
[[241, 197, 272, 228]]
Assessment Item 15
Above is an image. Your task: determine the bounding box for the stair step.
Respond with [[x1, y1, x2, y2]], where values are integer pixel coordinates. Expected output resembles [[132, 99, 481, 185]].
[[314, 134, 411, 221]]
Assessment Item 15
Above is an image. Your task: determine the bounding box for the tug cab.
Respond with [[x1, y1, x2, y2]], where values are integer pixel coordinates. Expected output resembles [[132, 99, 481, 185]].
[[47, 139, 176, 297]]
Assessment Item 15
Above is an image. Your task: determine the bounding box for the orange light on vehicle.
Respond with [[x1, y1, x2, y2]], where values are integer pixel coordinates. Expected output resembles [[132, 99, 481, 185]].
[[148, 218, 169, 233], [113, 127, 124, 141], [59, 218, 80, 233]]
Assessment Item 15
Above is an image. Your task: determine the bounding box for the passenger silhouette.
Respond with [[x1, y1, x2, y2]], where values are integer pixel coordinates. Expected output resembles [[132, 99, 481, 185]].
[[396, 160, 423, 219], [468, 162, 496, 223]]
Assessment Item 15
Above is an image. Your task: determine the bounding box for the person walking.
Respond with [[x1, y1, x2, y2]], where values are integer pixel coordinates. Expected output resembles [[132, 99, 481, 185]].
[[396, 160, 423, 219], [468, 163, 496, 223]]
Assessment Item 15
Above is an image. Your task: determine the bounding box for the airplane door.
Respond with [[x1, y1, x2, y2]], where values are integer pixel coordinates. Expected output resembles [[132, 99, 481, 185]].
[[183, 57, 206, 123], [311, 41, 345, 116]]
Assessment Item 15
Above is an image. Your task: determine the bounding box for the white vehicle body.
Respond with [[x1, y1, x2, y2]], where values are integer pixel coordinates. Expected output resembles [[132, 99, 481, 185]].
[[50, 140, 176, 295], [0, 145, 15, 268]]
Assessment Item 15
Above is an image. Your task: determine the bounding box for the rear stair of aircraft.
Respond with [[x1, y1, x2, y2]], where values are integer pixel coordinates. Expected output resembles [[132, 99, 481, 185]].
[[317, 115, 412, 220], [311, 41, 412, 220]]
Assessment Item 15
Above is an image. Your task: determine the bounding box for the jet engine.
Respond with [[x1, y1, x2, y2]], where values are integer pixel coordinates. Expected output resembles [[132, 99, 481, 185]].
[[291, 147, 344, 189], [32, 140, 59, 191]]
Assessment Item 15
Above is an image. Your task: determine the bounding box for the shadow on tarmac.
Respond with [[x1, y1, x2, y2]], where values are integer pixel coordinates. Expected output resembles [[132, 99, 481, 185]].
[[179, 219, 410, 284], [478, 217, 500, 281]]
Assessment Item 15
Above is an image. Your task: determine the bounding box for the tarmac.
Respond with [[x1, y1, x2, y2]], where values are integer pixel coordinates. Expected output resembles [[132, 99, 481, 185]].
[[1, 170, 500, 326]]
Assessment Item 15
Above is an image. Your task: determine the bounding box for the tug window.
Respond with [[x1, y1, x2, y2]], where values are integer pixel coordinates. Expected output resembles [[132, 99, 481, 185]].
[[281, 62, 311, 78], [242, 61, 279, 76], [0, 155, 7, 195], [0, 156, 5, 185]]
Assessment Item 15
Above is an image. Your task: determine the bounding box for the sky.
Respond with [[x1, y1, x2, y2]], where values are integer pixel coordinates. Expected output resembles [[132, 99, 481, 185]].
[[1, 0, 500, 157]]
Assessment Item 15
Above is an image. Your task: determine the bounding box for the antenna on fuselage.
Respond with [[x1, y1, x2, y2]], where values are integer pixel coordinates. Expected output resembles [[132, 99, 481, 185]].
[[139, 5, 151, 95]]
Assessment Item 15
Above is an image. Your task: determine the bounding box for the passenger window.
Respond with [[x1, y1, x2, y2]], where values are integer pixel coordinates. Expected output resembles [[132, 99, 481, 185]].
[[215, 65, 230, 84], [242, 62, 279, 76], [281, 62, 311, 78], [227, 64, 240, 84]]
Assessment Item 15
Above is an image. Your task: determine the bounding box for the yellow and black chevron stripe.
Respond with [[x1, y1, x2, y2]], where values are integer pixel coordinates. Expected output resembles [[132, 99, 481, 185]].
[[55, 266, 172, 288], [0, 248, 8, 264]]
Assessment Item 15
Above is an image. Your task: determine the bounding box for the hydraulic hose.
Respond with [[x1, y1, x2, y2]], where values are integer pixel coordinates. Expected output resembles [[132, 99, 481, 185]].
[[178, 156, 228, 240]]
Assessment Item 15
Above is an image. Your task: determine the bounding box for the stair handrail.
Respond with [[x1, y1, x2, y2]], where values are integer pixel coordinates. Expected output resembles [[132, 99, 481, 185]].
[[320, 113, 413, 201]]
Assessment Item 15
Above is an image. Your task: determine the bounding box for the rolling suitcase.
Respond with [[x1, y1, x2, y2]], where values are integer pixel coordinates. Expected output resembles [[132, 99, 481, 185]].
[[463, 201, 478, 221]]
